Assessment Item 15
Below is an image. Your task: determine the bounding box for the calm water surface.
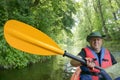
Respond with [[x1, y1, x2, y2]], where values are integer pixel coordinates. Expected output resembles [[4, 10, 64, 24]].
[[0, 57, 69, 80]]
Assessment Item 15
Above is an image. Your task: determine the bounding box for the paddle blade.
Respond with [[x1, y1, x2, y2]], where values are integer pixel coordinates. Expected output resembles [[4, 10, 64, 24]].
[[4, 20, 64, 56]]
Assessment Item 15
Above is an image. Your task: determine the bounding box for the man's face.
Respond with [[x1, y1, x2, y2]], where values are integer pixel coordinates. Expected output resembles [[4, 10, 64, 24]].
[[89, 37, 103, 52]]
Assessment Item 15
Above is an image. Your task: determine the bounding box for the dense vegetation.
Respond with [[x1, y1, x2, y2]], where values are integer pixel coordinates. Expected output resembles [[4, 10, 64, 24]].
[[0, 0, 120, 69], [0, 0, 78, 69]]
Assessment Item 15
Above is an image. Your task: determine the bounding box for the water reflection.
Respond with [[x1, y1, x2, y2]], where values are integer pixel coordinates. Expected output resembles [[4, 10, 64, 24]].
[[0, 58, 65, 80]]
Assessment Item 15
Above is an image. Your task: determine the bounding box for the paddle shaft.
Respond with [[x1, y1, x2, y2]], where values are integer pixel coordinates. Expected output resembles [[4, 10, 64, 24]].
[[64, 51, 103, 70]]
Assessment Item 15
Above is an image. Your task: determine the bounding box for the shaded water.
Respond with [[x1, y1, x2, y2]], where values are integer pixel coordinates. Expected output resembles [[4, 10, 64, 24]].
[[0, 56, 68, 80]]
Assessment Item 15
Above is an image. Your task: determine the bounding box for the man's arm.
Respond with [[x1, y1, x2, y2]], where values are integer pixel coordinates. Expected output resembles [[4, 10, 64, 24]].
[[70, 49, 86, 67], [70, 49, 96, 69], [70, 55, 82, 67]]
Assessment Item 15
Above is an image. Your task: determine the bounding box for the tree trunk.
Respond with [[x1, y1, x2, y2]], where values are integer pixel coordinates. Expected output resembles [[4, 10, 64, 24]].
[[108, 0, 117, 20], [97, 0, 108, 35]]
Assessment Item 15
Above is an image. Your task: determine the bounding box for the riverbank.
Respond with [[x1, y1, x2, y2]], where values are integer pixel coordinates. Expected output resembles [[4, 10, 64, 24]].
[[0, 55, 69, 80]]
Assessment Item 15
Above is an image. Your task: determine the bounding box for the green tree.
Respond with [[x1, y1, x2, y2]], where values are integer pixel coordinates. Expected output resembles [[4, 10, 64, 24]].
[[0, 0, 78, 69]]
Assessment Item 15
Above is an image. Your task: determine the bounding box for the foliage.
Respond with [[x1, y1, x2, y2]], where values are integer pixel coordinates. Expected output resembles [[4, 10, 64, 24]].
[[72, 0, 120, 51], [0, 0, 78, 69]]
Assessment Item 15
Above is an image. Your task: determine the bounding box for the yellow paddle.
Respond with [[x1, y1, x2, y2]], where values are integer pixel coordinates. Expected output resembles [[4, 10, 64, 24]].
[[4, 20, 103, 70]]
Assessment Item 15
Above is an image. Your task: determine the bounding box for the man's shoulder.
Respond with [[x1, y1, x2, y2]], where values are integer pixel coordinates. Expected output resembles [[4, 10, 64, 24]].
[[78, 48, 86, 58]]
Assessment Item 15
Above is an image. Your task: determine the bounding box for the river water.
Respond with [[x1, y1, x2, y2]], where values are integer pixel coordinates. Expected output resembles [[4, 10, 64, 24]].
[[0, 51, 119, 80], [0, 56, 70, 80]]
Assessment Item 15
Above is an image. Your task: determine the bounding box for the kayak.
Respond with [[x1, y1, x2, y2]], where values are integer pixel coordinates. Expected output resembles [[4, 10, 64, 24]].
[[105, 62, 120, 79]]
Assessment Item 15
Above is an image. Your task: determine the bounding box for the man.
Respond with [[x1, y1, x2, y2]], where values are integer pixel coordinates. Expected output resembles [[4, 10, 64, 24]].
[[70, 31, 117, 80]]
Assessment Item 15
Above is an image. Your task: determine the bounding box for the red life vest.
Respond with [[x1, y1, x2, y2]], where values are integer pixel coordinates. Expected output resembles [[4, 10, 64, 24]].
[[82, 47, 112, 80]]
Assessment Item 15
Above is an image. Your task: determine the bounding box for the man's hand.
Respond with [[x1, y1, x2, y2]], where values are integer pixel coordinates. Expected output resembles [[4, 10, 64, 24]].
[[85, 58, 95, 70]]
